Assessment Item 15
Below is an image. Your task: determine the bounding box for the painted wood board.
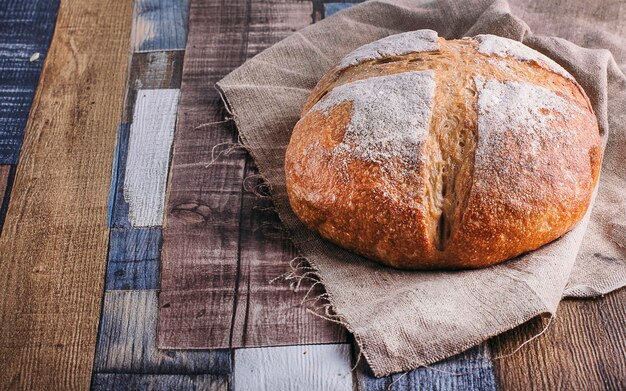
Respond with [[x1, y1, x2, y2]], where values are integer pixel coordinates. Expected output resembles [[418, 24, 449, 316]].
[[233, 344, 354, 391], [106, 228, 162, 291], [491, 289, 626, 390], [356, 344, 497, 391], [94, 290, 231, 376], [123, 51, 185, 123], [92, 373, 228, 391], [158, 0, 345, 351], [124, 89, 180, 228], [0, 0, 60, 164], [132, 0, 191, 52], [0, 165, 15, 232], [0, 0, 133, 389]]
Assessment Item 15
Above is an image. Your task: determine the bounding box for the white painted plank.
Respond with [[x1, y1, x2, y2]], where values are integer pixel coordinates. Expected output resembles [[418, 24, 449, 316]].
[[233, 344, 353, 391], [124, 89, 180, 227]]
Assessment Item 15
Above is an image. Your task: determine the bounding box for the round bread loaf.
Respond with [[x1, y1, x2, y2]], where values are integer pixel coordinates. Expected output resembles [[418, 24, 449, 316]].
[[285, 30, 602, 269]]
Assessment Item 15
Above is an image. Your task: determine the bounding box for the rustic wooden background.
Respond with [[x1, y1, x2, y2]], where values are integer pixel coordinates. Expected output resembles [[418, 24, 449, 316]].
[[0, 0, 624, 390]]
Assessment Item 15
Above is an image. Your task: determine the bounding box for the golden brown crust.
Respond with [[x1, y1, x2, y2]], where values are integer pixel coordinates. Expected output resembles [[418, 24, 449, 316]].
[[285, 34, 602, 269]]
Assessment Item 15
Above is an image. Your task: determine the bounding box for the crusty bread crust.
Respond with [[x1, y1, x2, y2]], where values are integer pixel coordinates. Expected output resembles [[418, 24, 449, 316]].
[[285, 32, 602, 269]]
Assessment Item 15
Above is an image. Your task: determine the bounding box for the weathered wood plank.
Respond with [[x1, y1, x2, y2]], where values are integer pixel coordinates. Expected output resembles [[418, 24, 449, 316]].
[[123, 51, 185, 123], [0, 1, 133, 389], [106, 229, 161, 291], [158, 0, 266, 349], [491, 289, 626, 390], [94, 290, 231, 375], [356, 344, 497, 391], [230, 161, 346, 347], [92, 373, 228, 391], [0, 0, 60, 164], [125, 89, 180, 227], [0, 165, 15, 232], [109, 123, 132, 228], [233, 344, 353, 391], [159, 0, 341, 351], [132, 0, 191, 52]]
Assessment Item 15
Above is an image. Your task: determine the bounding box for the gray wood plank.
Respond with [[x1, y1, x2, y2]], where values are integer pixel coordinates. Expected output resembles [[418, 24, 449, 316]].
[[105, 228, 161, 291], [132, 0, 191, 52]]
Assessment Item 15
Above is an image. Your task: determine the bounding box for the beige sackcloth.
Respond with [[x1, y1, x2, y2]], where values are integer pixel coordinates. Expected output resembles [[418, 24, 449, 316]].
[[217, 0, 626, 377]]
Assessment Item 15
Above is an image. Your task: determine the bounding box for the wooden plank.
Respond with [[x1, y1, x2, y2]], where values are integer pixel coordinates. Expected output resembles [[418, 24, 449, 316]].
[[159, 0, 339, 351], [490, 289, 626, 390], [0, 1, 133, 389], [229, 160, 347, 347], [233, 344, 354, 391], [158, 0, 266, 349], [132, 0, 191, 52], [0, 0, 60, 164], [92, 373, 228, 391], [105, 229, 161, 291], [356, 344, 497, 391], [125, 89, 180, 227], [94, 291, 231, 375], [109, 123, 132, 228], [123, 51, 185, 123], [0, 165, 15, 232]]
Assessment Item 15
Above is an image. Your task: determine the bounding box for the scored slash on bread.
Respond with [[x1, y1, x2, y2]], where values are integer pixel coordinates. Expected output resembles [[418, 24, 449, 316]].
[[285, 30, 602, 269]]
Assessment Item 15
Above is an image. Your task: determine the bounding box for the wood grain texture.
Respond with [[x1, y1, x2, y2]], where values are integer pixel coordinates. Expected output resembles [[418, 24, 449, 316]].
[[92, 373, 228, 391], [106, 229, 161, 291], [132, 0, 191, 52], [109, 123, 132, 228], [0, 0, 60, 164], [230, 160, 346, 347], [125, 89, 180, 227], [159, 0, 339, 350], [491, 289, 626, 391], [357, 344, 497, 391], [0, 1, 133, 389], [94, 291, 231, 376], [123, 51, 185, 123], [233, 344, 354, 391]]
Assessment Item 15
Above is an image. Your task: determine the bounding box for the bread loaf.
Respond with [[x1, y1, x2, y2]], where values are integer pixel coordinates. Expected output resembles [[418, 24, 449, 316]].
[[284, 30, 602, 269]]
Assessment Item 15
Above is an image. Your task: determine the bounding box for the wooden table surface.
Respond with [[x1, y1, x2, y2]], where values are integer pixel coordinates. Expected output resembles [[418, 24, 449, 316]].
[[0, 1, 624, 390]]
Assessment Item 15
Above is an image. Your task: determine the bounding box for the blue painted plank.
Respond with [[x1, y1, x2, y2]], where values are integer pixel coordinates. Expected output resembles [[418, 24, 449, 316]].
[[92, 373, 229, 391], [109, 123, 132, 228], [324, 2, 356, 17], [357, 344, 498, 391], [0, 0, 60, 164], [94, 290, 231, 375], [106, 228, 161, 291], [133, 0, 190, 52]]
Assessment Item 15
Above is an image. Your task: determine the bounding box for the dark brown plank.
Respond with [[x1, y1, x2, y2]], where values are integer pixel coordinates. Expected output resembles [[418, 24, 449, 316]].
[[230, 160, 346, 346], [491, 289, 626, 390], [0, 0, 133, 389], [159, 0, 346, 349], [158, 0, 251, 349]]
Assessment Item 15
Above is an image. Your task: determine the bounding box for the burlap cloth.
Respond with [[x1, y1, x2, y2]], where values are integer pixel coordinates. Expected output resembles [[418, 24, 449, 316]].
[[217, 0, 626, 377]]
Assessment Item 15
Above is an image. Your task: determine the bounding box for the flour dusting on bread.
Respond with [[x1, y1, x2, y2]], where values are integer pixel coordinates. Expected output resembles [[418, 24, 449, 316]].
[[474, 76, 584, 194], [339, 30, 440, 71], [473, 35, 573, 80], [311, 70, 436, 166]]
